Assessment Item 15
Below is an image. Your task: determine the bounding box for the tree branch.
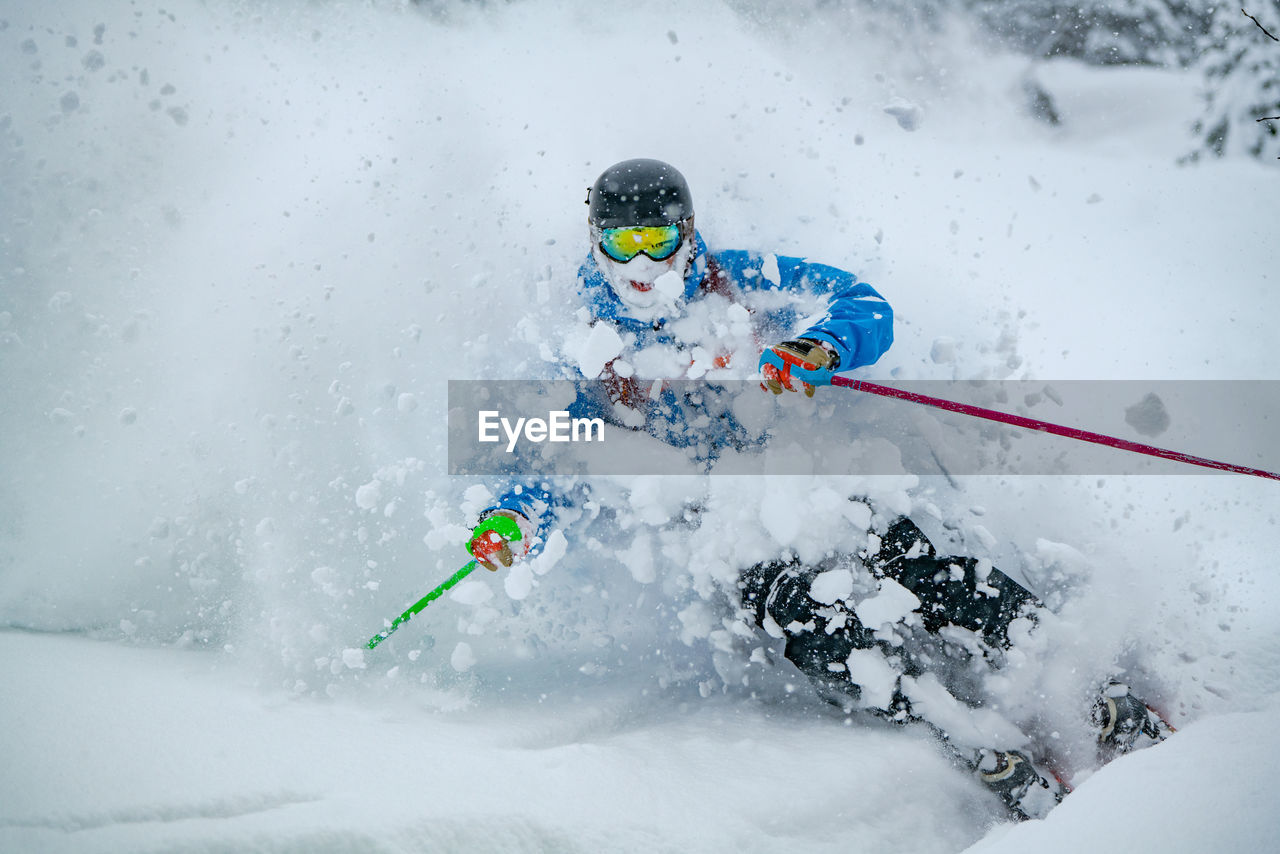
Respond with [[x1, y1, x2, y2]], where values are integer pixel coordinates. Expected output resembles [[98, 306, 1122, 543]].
[[1243, 8, 1280, 41]]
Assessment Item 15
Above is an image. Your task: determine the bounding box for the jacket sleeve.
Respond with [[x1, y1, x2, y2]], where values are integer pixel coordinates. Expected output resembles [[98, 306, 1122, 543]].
[[487, 481, 559, 554], [790, 259, 894, 371], [717, 250, 894, 371]]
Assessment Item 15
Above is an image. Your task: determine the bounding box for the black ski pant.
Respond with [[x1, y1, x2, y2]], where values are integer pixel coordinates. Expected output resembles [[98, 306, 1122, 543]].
[[739, 516, 1042, 715]]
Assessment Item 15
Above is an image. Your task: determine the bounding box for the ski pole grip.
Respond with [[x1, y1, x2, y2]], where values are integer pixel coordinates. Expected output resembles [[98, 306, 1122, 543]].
[[466, 513, 524, 557], [759, 347, 835, 387]]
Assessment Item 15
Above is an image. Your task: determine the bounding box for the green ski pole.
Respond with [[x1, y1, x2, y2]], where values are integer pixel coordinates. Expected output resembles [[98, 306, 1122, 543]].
[[366, 560, 479, 650]]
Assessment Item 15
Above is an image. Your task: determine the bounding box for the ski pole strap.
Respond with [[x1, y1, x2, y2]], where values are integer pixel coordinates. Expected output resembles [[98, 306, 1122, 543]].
[[366, 560, 479, 650], [831, 377, 1280, 482]]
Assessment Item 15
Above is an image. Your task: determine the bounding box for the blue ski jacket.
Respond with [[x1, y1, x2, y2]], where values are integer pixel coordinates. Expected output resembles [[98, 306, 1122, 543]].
[[488, 231, 894, 546], [579, 233, 892, 371]]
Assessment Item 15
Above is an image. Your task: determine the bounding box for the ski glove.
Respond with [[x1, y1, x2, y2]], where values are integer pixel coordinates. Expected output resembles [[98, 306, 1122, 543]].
[[759, 338, 841, 396], [466, 509, 532, 572]]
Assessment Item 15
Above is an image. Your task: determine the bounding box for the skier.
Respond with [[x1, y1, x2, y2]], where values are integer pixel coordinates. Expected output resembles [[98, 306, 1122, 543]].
[[462, 158, 1171, 819]]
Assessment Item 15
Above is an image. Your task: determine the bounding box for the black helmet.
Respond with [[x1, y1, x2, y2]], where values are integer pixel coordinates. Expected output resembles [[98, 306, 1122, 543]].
[[587, 159, 693, 228]]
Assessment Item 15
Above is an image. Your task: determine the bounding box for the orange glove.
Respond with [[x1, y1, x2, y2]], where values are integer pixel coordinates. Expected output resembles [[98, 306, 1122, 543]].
[[466, 510, 531, 571], [759, 338, 840, 397]]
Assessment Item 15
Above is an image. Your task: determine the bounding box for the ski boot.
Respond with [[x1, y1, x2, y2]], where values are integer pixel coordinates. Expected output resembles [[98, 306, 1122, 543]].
[[1092, 681, 1174, 760], [976, 749, 1067, 820]]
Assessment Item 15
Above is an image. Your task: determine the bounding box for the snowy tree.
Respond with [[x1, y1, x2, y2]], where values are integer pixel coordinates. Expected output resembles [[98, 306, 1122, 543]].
[[967, 0, 1212, 66], [1187, 6, 1280, 162], [723, 0, 1211, 67]]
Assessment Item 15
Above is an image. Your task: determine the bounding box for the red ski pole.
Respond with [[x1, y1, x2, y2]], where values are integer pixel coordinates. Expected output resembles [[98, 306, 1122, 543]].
[[830, 377, 1280, 482]]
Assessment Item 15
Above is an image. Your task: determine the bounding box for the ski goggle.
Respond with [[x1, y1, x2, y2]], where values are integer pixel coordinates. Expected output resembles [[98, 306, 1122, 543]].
[[596, 223, 685, 263]]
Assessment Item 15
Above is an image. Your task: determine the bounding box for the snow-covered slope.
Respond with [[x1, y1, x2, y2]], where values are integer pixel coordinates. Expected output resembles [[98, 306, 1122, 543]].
[[3, 631, 1277, 854], [964, 701, 1280, 854], [1, 1, 1277, 852]]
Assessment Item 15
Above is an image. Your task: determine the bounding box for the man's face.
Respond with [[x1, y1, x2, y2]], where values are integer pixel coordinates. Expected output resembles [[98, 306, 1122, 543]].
[[591, 221, 694, 320]]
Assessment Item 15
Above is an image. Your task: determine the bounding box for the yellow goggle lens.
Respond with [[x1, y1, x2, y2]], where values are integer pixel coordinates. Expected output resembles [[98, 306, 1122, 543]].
[[598, 225, 683, 263]]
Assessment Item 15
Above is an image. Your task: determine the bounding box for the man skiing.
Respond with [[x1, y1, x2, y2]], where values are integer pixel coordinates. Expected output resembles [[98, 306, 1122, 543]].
[[461, 158, 1171, 819]]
